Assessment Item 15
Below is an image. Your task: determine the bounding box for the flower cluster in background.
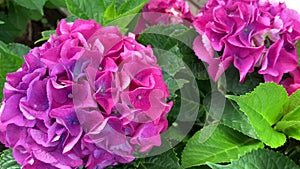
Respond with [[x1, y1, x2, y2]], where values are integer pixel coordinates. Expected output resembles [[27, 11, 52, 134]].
[[193, 0, 300, 92], [135, 0, 195, 33], [0, 19, 172, 169]]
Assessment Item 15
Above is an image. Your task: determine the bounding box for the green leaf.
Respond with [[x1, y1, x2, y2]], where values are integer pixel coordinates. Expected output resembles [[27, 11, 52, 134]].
[[0, 149, 21, 169], [284, 90, 300, 114], [275, 106, 300, 140], [138, 25, 207, 80], [227, 82, 288, 148], [208, 149, 300, 169], [35, 30, 56, 44], [155, 46, 185, 76], [0, 4, 27, 43], [275, 90, 300, 140], [103, 0, 148, 29], [138, 24, 189, 50], [225, 66, 264, 95], [105, 14, 135, 32], [7, 43, 30, 57], [66, 0, 106, 23], [45, 0, 66, 8], [65, 16, 78, 22], [25, 9, 43, 21], [139, 149, 180, 169], [117, 0, 148, 16], [181, 124, 264, 169], [0, 20, 4, 24], [138, 25, 198, 97], [0, 41, 25, 100], [164, 73, 189, 98], [204, 93, 258, 139], [0, 41, 24, 76], [296, 41, 300, 66], [13, 0, 46, 14], [103, 0, 117, 22]]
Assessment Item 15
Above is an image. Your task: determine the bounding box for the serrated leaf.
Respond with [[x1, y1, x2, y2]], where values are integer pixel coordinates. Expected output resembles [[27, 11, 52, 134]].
[[13, 0, 46, 14], [181, 124, 264, 169], [0, 149, 21, 169], [226, 82, 288, 148], [208, 149, 300, 169], [66, 0, 106, 23], [275, 106, 300, 140], [204, 93, 258, 139], [139, 149, 180, 169]]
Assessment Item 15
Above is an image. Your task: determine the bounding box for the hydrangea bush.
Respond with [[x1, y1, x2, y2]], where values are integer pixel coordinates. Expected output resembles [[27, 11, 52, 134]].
[[0, 0, 300, 169]]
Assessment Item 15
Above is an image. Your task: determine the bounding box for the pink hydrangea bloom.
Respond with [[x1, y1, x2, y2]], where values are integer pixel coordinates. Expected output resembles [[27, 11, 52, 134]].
[[193, 0, 300, 82], [135, 0, 194, 33], [282, 67, 300, 95], [0, 19, 172, 169]]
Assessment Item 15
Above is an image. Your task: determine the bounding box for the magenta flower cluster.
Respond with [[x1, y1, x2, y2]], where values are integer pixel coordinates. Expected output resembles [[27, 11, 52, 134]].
[[135, 0, 194, 33], [282, 67, 300, 95], [193, 0, 300, 83], [0, 19, 172, 169]]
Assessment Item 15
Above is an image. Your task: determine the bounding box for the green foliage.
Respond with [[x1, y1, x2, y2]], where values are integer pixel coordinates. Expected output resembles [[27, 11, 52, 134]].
[[275, 91, 300, 141], [0, 149, 21, 169], [139, 148, 180, 169], [0, 41, 28, 100], [45, 0, 66, 8], [225, 66, 264, 95], [0, 0, 65, 43], [66, 0, 106, 22], [66, 0, 148, 29], [105, 148, 180, 169], [138, 25, 196, 98], [140, 25, 208, 80], [227, 83, 288, 148], [203, 94, 258, 139], [35, 30, 56, 44], [296, 41, 300, 66], [208, 149, 300, 169], [13, 0, 47, 15], [181, 124, 264, 169], [284, 90, 300, 114]]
